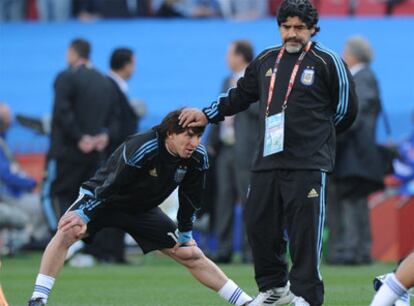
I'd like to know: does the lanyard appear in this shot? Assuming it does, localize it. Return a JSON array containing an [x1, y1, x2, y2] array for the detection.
[[266, 41, 312, 117]]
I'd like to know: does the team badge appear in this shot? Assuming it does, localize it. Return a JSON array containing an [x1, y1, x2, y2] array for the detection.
[[174, 166, 187, 183], [301, 68, 315, 86]]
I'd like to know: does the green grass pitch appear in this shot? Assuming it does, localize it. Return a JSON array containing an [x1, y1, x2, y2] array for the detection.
[[0, 252, 400, 305]]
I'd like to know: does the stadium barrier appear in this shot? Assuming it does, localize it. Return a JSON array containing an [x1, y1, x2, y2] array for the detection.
[[370, 192, 414, 261]]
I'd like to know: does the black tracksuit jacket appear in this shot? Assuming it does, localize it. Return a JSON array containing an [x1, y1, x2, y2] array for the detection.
[[203, 41, 358, 172], [80, 129, 209, 232]]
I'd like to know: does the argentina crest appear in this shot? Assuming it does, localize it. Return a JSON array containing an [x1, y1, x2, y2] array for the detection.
[[301, 67, 315, 86], [174, 166, 187, 183]]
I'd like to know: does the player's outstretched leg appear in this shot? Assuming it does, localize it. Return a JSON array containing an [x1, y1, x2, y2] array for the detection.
[[28, 226, 82, 305], [163, 245, 252, 305]]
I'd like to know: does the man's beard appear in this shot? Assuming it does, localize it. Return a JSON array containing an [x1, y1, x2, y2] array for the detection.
[[285, 40, 304, 53]]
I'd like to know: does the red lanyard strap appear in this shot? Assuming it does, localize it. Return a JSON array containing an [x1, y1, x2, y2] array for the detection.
[[266, 41, 312, 117]]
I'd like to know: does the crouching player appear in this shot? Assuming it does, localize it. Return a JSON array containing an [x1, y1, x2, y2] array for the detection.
[[28, 109, 251, 306]]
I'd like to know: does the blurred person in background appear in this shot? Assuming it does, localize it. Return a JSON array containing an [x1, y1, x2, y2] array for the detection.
[[78, 47, 144, 264], [385, 0, 407, 15], [36, 0, 71, 21], [0, 0, 25, 21], [326, 36, 383, 265], [107, 47, 143, 149], [207, 40, 258, 264], [217, 0, 268, 20], [153, 0, 221, 18], [73, 0, 151, 20], [0, 102, 48, 254], [391, 111, 414, 195], [41, 38, 120, 266]]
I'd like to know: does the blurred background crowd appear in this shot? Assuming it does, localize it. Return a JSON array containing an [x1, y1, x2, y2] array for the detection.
[[0, 0, 414, 269], [0, 0, 413, 22]]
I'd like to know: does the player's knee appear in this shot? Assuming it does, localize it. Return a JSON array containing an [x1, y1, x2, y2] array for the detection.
[[175, 246, 205, 268], [55, 227, 81, 248]]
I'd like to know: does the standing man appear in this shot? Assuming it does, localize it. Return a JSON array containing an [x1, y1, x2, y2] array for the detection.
[[42, 38, 119, 234], [75, 47, 140, 264], [108, 47, 140, 145], [82, 47, 142, 264], [179, 0, 357, 305], [207, 40, 258, 264], [326, 36, 383, 265], [28, 109, 252, 306]]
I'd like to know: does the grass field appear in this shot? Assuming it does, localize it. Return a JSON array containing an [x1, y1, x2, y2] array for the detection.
[[0, 251, 399, 306]]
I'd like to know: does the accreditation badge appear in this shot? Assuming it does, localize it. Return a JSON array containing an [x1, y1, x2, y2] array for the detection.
[[263, 112, 285, 157]]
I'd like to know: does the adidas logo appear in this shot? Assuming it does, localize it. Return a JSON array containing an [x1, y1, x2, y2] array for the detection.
[[149, 168, 158, 177], [265, 68, 273, 77], [307, 188, 319, 198]]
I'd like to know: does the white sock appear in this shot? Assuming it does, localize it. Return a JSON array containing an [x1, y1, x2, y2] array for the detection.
[[370, 274, 407, 306], [31, 274, 55, 302], [218, 279, 251, 306]]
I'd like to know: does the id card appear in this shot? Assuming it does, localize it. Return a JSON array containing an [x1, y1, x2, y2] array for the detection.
[[263, 112, 285, 157]]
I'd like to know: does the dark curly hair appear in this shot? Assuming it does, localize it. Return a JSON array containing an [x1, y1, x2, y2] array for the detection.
[[154, 108, 205, 139], [277, 0, 320, 36]]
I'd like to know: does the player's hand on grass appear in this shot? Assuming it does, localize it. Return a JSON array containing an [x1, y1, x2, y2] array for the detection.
[[58, 211, 87, 237], [179, 108, 208, 127]]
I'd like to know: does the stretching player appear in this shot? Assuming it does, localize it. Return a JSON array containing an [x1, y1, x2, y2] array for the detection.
[[28, 109, 251, 306]]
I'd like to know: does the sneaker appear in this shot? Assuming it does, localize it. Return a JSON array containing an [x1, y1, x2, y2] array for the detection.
[[291, 296, 310, 306], [28, 297, 46, 306], [373, 273, 388, 291], [65, 240, 85, 261], [248, 283, 294, 306], [68, 253, 95, 268], [373, 273, 410, 306]]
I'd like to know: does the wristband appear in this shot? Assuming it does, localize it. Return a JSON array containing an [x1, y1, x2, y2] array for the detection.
[[177, 230, 193, 244], [73, 209, 90, 224]]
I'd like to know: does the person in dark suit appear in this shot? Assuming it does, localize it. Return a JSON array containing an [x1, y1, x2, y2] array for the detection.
[[43, 38, 119, 230], [42, 38, 120, 267], [107, 48, 140, 147], [81, 48, 141, 264], [326, 36, 384, 265], [207, 40, 259, 263]]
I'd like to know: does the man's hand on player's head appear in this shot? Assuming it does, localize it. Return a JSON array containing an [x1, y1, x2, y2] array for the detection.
[[179, 108, 208, 128]]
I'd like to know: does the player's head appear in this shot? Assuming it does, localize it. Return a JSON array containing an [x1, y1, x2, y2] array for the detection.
[[343, 36, 373, 68], [110, 47, 135, 80], [66, 38, 91, 66], [156, 109, 205, 159], [277, 0, 320, 53]]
